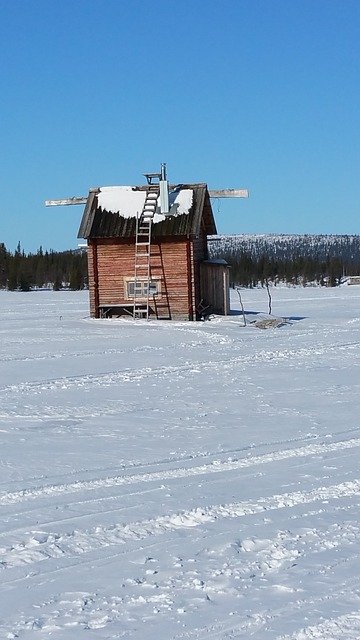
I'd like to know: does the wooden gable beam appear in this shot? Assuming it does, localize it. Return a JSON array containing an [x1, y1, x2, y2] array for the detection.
[[45, 189, 249, 207], [209, 189, 249, 198], [45, 197, 88, 206]]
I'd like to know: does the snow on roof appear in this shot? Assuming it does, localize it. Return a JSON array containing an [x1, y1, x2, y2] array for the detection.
[[97, 187, 145, 218], [97, 186, 193, 223]]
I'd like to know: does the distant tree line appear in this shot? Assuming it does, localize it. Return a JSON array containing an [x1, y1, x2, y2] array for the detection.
[[209, 234, 360, 287], [1, 235, 359, 292], [0, 242, 87, 291]]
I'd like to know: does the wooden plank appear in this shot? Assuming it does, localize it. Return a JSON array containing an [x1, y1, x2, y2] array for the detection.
[[208, 189, 249, 198], [46, 189, 248, 207], [45, 197, 87, 207]]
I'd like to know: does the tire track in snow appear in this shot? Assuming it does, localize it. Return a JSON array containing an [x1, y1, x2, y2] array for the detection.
[[1, 341, 358, 395], [1, 437, 360, 507], [1, 478, 359, 570]]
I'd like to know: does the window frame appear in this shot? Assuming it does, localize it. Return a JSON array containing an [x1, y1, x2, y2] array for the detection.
[[124, 276, 161, 301]]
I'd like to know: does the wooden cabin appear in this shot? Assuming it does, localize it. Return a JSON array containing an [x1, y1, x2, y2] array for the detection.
[[78, 182, 230, 321]]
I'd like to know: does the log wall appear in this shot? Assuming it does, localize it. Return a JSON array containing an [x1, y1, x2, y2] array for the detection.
[[87, 238, 197, 320]]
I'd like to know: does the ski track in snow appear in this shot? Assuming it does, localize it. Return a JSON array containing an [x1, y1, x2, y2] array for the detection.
[[1, 478, 359, 570], [2, 482, 360, 638], [0, 335, 225, 364], [1, 436, 360, 507], [1, 341, 359, 396]]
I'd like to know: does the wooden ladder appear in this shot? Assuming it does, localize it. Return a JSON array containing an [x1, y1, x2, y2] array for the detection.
[[133, 185, 159, 319]]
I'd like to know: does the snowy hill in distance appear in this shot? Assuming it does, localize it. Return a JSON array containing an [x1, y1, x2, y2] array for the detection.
[[209, 234, 360, 263]]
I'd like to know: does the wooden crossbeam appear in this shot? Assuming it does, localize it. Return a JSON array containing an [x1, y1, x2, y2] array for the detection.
[[45, 189, 249, 207], [45, 197, 88, 206], [209, 189, 249, 198]]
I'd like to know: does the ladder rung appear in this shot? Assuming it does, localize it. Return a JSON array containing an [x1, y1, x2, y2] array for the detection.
[[133, 188, 156, 320]]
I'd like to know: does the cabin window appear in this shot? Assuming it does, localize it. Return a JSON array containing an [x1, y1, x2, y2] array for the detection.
[[124, 277, 161, 300]]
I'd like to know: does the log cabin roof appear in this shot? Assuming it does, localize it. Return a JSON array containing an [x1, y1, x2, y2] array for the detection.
[[78, 183, 217, 239]]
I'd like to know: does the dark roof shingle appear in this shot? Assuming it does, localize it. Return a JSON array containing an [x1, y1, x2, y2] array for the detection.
[[78, 183, 217, 239]]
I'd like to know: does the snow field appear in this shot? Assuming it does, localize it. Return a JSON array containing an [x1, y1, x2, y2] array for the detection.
[[0, 286, 359, 639]]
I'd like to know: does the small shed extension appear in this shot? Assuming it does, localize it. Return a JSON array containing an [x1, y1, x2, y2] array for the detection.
[[78, 183, 230, 321]]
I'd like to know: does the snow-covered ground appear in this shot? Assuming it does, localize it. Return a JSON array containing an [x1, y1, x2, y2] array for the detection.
[[0, 286, 359, 639]]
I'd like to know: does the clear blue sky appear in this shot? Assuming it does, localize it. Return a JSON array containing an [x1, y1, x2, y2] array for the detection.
[[1, 0, 359, 252]]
